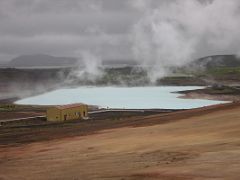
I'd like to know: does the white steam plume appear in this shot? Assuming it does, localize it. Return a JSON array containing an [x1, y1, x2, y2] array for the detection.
[[131, 0, 240, 81], [72, 51, 103, 82]]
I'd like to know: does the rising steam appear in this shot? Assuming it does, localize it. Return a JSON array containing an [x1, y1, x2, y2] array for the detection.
[[66, 51, 103, 84], [75, 51, 103, 80], [132, 0, 240, 81]]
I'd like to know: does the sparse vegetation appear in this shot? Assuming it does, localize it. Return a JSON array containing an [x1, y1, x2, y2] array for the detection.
[[207, 67, 240, 76]]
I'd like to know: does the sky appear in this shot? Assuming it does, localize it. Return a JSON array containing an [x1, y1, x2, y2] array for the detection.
[[0, 0, 240, 66]]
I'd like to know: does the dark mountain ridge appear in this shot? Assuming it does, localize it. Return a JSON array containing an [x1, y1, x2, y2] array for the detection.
[[187, 54, 240, 69], [8, 54, 78, 67], [6, 54, 138, 68]]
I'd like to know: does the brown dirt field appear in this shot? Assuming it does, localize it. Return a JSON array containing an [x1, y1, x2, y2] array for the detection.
[[0, 102, 240, 179], [0, 111, 44, 120]]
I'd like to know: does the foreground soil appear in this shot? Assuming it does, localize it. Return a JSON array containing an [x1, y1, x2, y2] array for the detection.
[[1, 102, 240, 179]]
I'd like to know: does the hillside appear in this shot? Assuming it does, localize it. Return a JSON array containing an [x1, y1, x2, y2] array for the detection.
[[194, 54, 240, 68], [8, 54, 78, 67], [0, 102, 240, 179], [167, 54, 240, 86], [5, 54, 240, 69], [6, 54, 138, 68], [182, 54, 240, 71], [1, 54, 240, 101]]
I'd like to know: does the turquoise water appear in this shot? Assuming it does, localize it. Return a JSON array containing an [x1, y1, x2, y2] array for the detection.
[[15, 86, 227, 109]]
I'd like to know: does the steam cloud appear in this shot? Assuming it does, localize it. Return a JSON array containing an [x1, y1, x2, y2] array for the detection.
[[1, 0, 240, 84], [68, 51, 103, 83], [131, 0, 240, 81], [76, 51, 103, 80]]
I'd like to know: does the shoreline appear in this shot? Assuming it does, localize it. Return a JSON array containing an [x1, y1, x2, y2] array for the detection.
[[179, 92, 240, 102], [177, 86, 240, 102], [2, 85, 239, 105]]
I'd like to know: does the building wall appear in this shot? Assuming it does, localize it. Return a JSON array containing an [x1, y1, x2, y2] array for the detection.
[[47, 108, 61, 122], [47, 105, 88, 122], [61, 105, 88, 121]]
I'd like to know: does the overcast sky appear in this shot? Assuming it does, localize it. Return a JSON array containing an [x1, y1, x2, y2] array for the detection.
[[0, 0, 240, 63]]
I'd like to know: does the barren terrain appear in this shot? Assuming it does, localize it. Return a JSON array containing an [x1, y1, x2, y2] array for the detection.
[[0, 102, 240, 179]]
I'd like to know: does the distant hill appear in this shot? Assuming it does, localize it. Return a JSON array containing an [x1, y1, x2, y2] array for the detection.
[[187, 55, 240, 69], [102, 59, 138, 67], [8, 54, 78, 68], [7, 54, 138, 68], [6, 54, 240, 71]]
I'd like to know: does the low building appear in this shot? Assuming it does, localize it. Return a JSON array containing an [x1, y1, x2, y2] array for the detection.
[[47, 103, 88, 122]]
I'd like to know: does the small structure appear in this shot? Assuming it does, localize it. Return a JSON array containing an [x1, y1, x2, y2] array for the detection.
[[47, 103, 88, 122]]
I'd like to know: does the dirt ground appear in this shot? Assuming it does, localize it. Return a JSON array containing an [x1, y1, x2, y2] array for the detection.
[[0, 111, 44, 120], [0, 102, 240, 179]]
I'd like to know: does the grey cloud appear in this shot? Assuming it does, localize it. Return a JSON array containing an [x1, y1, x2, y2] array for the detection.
[[0, 0, 138, 61], [0, 0, 240, 74], [0, 33, 129, 57], [0, 12, 136, 36]]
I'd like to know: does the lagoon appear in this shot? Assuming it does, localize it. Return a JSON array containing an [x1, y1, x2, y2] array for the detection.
[[15, 86, 227, 109]]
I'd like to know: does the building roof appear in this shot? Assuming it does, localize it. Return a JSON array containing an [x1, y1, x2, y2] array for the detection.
[[55, 103, 86, 110]]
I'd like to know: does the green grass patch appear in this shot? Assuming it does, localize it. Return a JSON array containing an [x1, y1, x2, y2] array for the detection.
[[207, 67, 240, 76]]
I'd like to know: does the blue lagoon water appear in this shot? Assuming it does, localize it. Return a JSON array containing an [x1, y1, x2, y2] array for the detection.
[[15, 86, 227, 109]]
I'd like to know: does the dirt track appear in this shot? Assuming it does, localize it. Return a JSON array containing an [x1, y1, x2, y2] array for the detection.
[[1, 102, 240, 179]]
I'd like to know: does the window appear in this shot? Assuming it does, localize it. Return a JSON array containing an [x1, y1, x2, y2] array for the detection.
[[75, 112, 80, 116]]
